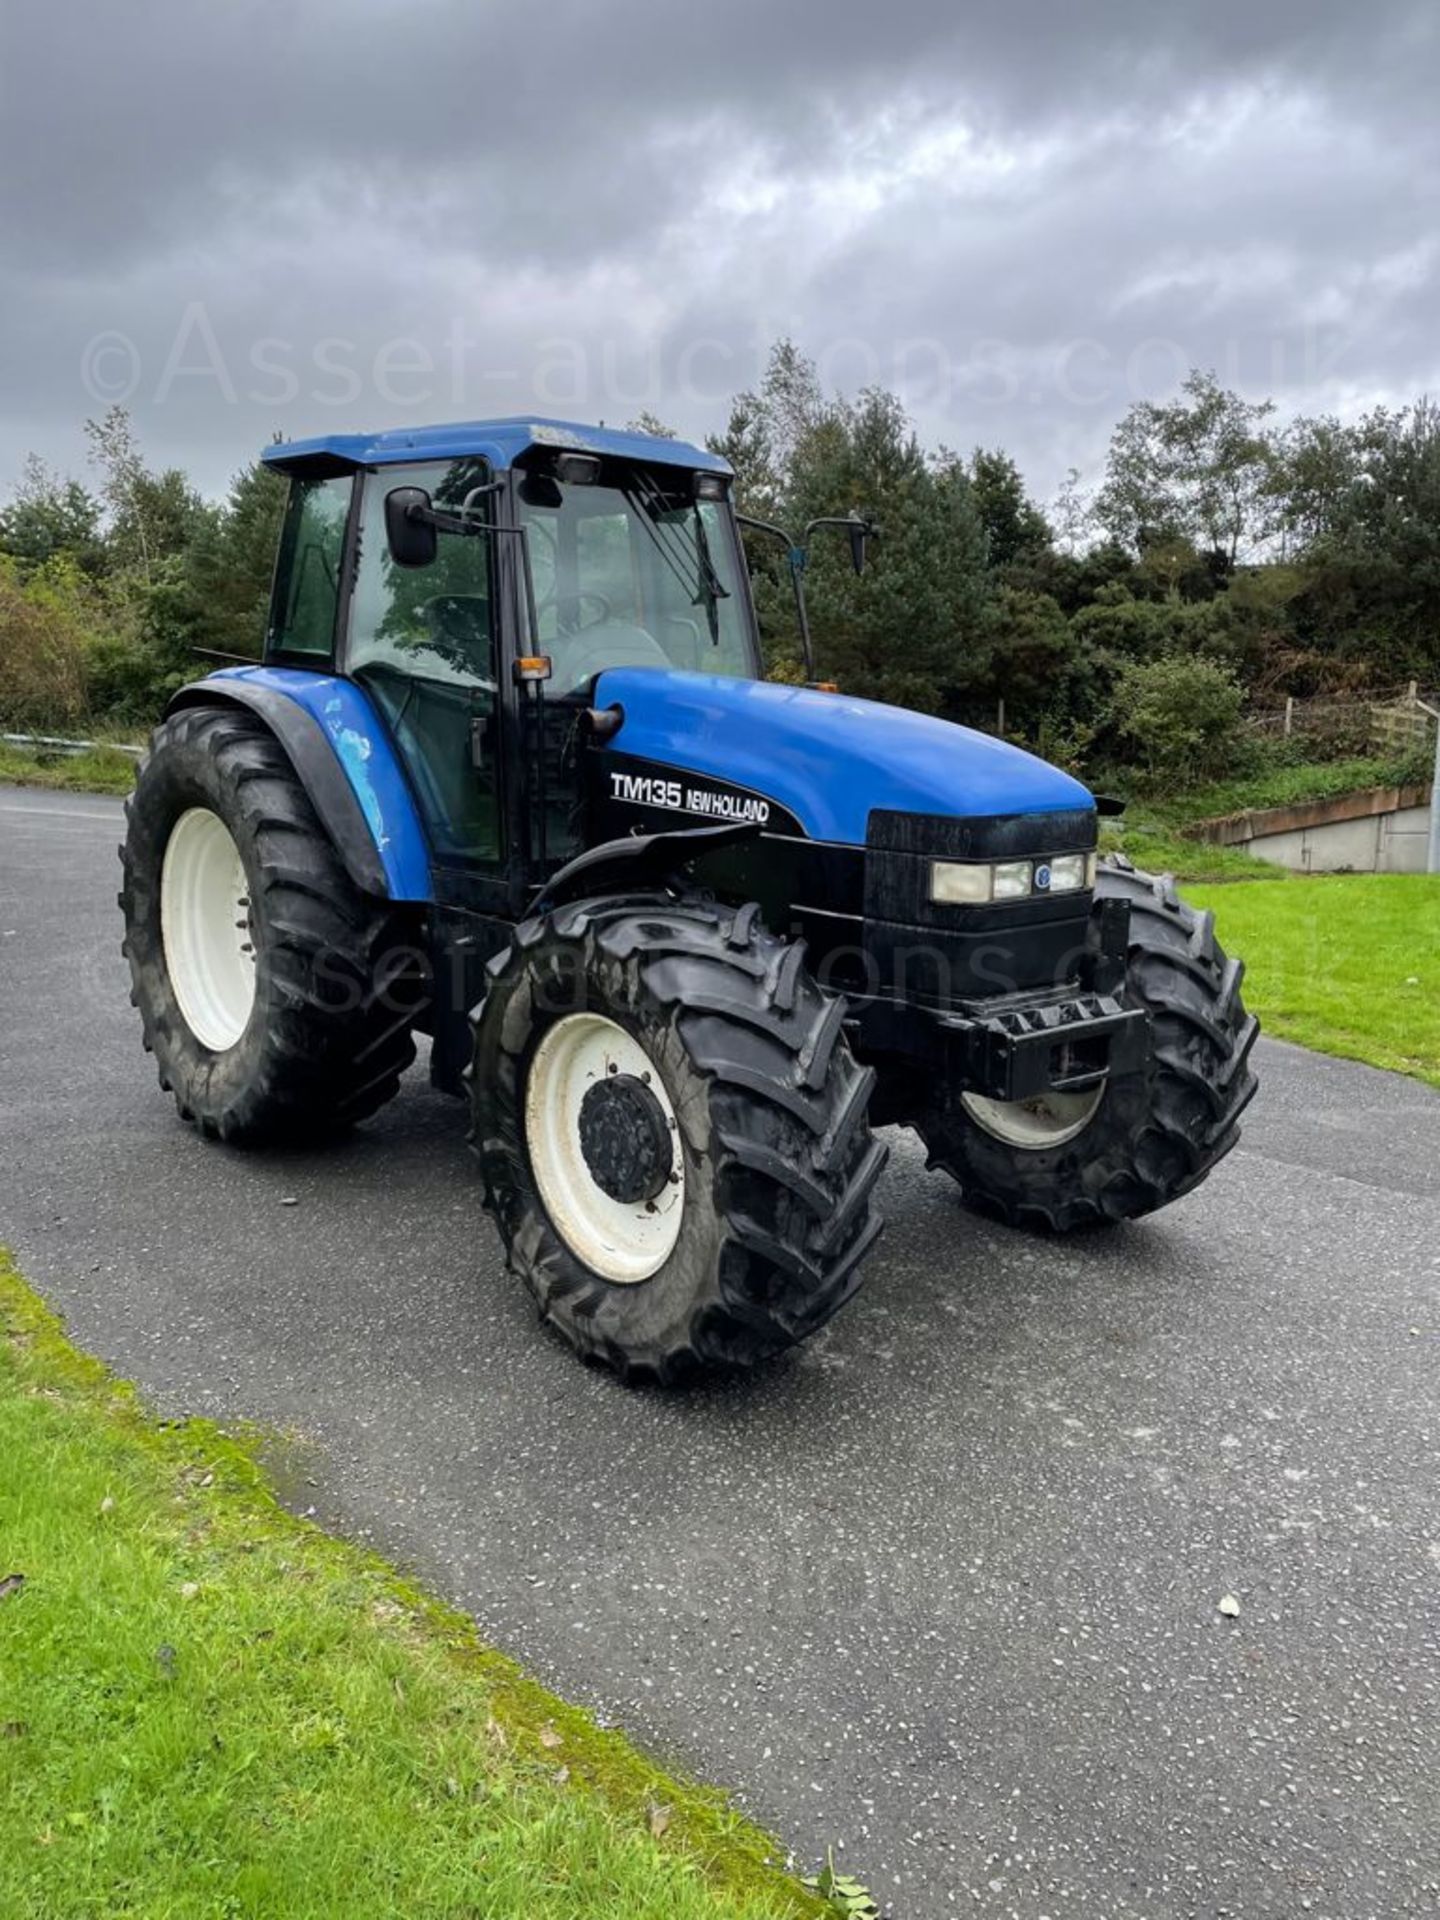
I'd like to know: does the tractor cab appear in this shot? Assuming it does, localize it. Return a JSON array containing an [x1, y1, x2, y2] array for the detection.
[[260, 421, 763, 912]]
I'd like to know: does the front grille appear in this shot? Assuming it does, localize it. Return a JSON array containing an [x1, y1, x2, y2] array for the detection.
[[862, 807, 1098, 1004], [865, 806, 1097, 928]]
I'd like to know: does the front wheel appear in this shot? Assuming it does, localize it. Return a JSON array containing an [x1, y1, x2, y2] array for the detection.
[[469, 896, 886, 1381], [916, 863, 1259, 1231]]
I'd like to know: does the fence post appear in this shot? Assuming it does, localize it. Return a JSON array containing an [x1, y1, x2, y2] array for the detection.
[[996, 697, 1005, 738], [1283, 696, 1294, 738]]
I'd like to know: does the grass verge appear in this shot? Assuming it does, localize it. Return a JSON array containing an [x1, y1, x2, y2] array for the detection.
[[1188, 874, 1440, 1090], [0, 1250, 825, 1920], [1101, 753, 1432, 884], [1155, 753, 1430, 826], [1101, 818, 1277, 883], [0, 740, 139, 796]]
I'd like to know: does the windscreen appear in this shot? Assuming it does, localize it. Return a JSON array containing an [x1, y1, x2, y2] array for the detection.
[[515, 465, 753, 692]]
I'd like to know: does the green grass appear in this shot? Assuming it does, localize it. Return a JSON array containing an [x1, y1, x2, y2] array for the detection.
[[1100, 818, 1278, 883], [0, 739, 139, 795], [1152, 753, 1430, 828], [0, 1251, 825, 1920], [1188, 874, 1440, 1089]]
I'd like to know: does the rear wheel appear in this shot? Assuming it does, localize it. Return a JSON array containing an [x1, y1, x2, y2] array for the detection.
[[469, 895, 886, 1381], [916, 862, 1259, 1230], [120, 705, 426, 1144]]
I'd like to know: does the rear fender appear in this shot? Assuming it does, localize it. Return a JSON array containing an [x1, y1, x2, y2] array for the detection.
[[165, 667, 432, 901]]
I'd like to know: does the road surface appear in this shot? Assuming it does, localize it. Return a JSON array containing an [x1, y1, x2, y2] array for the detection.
[[2, 785, 1437, 1917]]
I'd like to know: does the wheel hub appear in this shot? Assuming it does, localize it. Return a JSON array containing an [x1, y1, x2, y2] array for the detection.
[[578, 1074, 674, 1204], [159, 806, 257, 1053], [523, 1013, 685, 1284], [961, 1083, 1105, 1150]]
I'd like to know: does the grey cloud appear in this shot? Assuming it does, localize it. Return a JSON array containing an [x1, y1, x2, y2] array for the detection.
[[1, 0, 1437, 499]]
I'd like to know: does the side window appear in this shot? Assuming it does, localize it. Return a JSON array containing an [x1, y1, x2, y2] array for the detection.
[[350, 459, 494, 685], [267, 475, 352, 657], [348, 460, 500, 867]]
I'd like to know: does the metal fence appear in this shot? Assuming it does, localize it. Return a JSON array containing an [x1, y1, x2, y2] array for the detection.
[[2, 731, 144, 759]]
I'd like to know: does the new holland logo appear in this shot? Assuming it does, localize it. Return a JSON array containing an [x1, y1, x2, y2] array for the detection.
[[609, 770, 771, 827]]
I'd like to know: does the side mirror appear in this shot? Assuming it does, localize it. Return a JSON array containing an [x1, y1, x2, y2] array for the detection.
[[385, 487, 438, 569], [847, 511, 872, 576]]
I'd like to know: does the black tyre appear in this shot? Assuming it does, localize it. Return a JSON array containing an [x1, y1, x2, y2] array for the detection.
[[916, 861, 1259, 1230], [119, 705, 425, 1144], [469, 895, 886, 1381]]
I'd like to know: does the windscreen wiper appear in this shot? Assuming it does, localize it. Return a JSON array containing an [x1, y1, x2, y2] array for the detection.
[[622, 475, 709, 608], [628, 469, 729, 644], [690, 503, 729, 645]]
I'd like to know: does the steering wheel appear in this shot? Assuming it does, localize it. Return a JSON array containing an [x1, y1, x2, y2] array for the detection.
[[535, 588, 613, 632]]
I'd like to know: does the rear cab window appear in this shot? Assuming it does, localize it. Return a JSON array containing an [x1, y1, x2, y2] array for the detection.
[[267, 474, 354, 659]]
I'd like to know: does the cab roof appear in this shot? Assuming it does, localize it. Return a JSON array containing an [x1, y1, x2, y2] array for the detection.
[[261, 416, 730, 479]]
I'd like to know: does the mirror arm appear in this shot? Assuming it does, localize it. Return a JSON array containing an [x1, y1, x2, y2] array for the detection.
[[804, 511, 876, 576], [735, 513, 815, 680], [410, 485, 502, 541]]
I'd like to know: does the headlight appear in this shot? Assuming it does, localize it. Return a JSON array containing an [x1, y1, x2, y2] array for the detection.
[[1043, 852, 1095, 894], [991, 860, 1033, 901], [929, 850, 1096, 906], [930, 860, 992, 904]]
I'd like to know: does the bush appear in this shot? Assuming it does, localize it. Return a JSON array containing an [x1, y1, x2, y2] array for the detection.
[[1108, 655, 1246, 792], [0, 555, 96, 730]]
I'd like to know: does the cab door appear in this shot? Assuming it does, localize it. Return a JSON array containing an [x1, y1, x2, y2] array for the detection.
[[345, 459, 506, 904]]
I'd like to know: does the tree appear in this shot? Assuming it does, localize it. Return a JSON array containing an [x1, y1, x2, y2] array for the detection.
[[85, 406, 211, 582], [0, 554, 99, 728], [967, 448, 1052, 571], [753, 338, 827, 485], [624, 411, 677, 440], [980, 587, 1084, 725], [178, 457, 288, 659], [1095, 370, 1277, 572], [1049, 466, 1093, 556], [707, 395, 780, 521], [789, 392, 990, 708], [0, 456, 107, 577], [1282, 400, 1440, 680], [1269, 413, 1357, 553]]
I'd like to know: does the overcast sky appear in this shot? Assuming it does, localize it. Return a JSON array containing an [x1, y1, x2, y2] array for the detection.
[[2, 0, 1437, 507]]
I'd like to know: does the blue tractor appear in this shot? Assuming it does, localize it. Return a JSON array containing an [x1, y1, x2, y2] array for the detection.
[[120, 418, 1259, 1380]]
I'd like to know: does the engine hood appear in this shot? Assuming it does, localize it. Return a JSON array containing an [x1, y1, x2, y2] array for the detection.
[[593, 667, 1092, 846]]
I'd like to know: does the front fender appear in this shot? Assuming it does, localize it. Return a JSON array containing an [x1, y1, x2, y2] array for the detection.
[[166, 667, 432, 901]]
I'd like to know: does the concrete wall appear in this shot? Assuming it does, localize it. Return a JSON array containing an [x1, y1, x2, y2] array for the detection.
[[1245, 802, 1431, 873]]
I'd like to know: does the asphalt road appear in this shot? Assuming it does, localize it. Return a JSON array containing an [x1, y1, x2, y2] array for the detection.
[[3, 783, 1438, 1918]]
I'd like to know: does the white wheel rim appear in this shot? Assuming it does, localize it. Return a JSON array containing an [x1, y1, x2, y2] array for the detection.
[[961, 1084, 1105, 1151], [160, 807, 257, 1052], [524, 1013, 684, 1284]]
